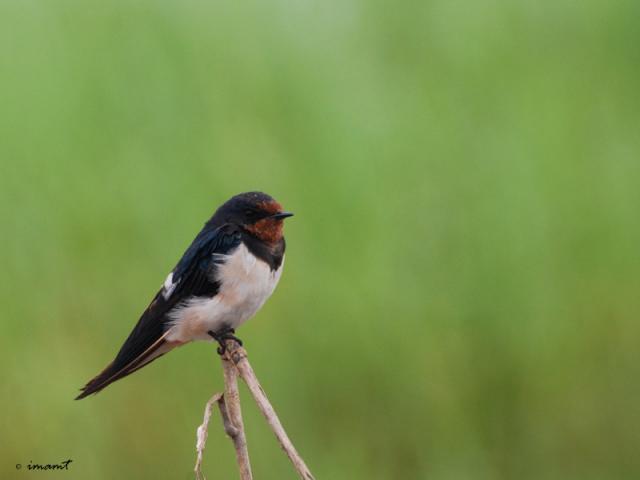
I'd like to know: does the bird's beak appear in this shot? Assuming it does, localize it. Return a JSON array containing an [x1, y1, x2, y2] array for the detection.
[[270, 211, 294, 220]]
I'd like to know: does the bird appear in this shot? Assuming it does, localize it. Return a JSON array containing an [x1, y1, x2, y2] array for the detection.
[[75, 191, 293, 400]]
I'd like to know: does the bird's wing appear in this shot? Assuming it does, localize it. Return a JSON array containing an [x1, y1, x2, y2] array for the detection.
[[75, 224, 242, 399]]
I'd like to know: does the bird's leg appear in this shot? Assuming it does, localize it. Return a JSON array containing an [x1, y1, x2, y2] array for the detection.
[[208, 328, 244, 355]]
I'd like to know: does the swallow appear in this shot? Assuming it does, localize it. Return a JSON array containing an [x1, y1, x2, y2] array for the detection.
[[76, 191, 293, 399]]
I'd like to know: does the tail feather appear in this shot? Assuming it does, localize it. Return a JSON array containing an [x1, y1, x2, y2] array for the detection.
[[75, 334, 173, 400]]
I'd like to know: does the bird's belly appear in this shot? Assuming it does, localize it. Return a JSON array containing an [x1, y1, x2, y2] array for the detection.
[[166, 245, 283, 342]]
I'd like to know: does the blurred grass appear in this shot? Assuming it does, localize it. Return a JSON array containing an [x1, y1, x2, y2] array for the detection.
[[1, 0, 639, 479]]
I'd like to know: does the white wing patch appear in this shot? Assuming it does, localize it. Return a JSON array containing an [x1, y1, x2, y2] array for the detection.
[[162, 271, 177, 300]]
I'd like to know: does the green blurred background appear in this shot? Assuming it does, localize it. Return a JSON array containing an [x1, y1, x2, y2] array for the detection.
[[1, 0, 639, 479]]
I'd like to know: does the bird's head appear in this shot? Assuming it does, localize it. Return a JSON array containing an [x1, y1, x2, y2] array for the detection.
[[216, 191, 293, 243]]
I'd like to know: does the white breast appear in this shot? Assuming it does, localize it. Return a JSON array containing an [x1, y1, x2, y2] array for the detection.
[[165, 244, 284, 343]]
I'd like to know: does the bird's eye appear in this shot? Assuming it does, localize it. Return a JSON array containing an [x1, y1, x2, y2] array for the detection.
[[245, 209, 254, 216]]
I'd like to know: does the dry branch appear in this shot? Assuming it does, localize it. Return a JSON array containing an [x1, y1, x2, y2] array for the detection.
[[195, 392, 221, 480], [221, 351, 253, 479], [195, 340, 314, 480], [194, 357, 252, 480], [223, 340, 315, 480]]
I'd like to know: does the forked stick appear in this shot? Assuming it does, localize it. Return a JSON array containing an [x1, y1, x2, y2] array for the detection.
[[221, 351, 252, 479], [223, 340, 315, 480], [195, 356, 252, 480], [195, 341, 314, 480]]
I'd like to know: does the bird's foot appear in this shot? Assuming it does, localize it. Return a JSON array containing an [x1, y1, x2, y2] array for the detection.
[[208, 328, 243, 355]]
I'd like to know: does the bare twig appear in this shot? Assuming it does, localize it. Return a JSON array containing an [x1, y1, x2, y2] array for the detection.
[[223, 340, 315, 480], [195, 392, 222, 480], [194, 358, 252, 480], [221, 353, 253, 479], [195, 341, 314, 480], [215, 393, 239, 437]]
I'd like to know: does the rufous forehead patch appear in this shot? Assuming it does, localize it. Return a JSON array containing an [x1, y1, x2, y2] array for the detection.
[[257, 200, 283, 215]]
